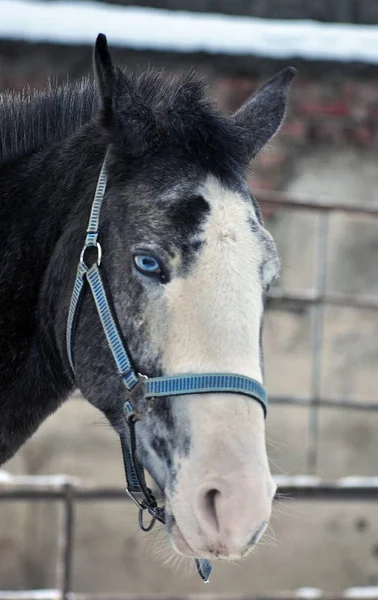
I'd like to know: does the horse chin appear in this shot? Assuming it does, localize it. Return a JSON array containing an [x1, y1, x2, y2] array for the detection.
[[168, 520, 254, 561], [168, 522, 200, 558]]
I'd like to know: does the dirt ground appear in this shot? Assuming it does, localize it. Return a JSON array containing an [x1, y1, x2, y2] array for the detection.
[[1, 148, 378, 594]]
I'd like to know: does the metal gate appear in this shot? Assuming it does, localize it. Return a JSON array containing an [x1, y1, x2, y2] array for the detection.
[[1, 191, 378, 600]]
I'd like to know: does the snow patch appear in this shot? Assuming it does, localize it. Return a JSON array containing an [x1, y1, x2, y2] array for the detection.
[[0, 0, 378, 64], [0, 591, 60, 600], [296, 588, 324, 599], [344, 588, 378, 599], [0, 470, 13, 482]]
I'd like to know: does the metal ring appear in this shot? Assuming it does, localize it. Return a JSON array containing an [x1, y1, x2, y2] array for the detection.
[[139, 508, 156, 532], [80, 242, 102, 267]]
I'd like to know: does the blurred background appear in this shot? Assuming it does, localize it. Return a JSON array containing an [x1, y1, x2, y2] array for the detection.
[[1, 0, 378, 596]]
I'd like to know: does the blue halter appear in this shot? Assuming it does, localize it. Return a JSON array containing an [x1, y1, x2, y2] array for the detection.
[[66, 153, 268, 583]]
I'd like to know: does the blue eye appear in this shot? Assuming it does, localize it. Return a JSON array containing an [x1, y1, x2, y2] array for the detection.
[[134, 254, 162, 275]]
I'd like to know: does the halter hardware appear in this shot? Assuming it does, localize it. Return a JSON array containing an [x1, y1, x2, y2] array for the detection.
[[123, 374, 154, 421], [80, 241, 102, 267], [66, 151, 268, 584]]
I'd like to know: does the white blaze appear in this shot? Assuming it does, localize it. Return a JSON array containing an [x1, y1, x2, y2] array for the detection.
[[163, 175, 264, 380], [159, 175, 276, 559]]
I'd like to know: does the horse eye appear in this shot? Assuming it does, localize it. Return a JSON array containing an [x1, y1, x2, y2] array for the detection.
[[133, 254, 162, 276]]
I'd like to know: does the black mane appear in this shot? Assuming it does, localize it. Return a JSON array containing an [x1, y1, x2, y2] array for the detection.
[[0, 69, 247, 170], [0, 78, 97, 166]]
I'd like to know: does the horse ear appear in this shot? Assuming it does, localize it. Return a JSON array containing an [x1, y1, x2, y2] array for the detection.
[[233, 67, 296, 159], [93, 33, 115, 116], [93, 33, 157, 153]]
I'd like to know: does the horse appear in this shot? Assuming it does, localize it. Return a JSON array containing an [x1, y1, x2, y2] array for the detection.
[[0, 34, 295, 564]]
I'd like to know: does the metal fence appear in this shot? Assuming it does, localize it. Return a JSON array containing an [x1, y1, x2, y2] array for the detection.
[[1, 191, 378, 600], [259, 191, 378, 473]]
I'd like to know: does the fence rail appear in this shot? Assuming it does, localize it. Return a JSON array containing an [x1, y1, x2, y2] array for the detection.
[[1, 591, 378, 600], [256, 191, 378, 215], [1, 592, 378, 600], [1, 474, 378, 501]]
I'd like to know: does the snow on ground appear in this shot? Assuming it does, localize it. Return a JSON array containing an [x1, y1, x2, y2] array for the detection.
[[0, 0, 378, 64]]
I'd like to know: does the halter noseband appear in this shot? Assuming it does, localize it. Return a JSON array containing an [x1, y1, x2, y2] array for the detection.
[[66, 153, 268, 583]]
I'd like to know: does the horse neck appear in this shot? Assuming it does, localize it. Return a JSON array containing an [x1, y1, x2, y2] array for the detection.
[[0, 130, 105, 464]]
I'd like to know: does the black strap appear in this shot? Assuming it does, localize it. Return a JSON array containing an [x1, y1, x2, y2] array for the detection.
[[120, 422, 212, 582]]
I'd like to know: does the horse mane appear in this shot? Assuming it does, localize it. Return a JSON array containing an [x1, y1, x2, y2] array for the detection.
[[0, 68, 246, 169], [0, 78, 97, 166]]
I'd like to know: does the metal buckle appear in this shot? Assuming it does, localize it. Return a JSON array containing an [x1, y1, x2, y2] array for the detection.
[[80, 242, 102, 267], [124, 374, 155, 422], [139, 507, 157, 532], [125, 486, 159, 513], [125, 373, 148, 401], [125, 487, 147, 510], [125, 489, 158, 531]]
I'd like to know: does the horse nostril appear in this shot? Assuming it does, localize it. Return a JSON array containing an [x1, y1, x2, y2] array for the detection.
[[201, 488, 221, 534], [191, 475, 273, 557]]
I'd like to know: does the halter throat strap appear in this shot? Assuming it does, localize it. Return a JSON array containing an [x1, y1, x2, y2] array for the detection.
[[66, 152, 268, 584]]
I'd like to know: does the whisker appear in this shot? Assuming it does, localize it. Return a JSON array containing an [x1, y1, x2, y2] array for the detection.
[[269, 457, 289, 475], [272, 500, 307, 518], [275, 491, 295, 499], [266, 432, 288, 450]]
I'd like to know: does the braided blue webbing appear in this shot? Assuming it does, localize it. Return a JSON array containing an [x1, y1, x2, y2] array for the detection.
[[66, 262, 88, 372], [145, 373, 267, 416], [66, 153, 108, 373], [86, 264, 139, 390], [85, 158, 108, 246]]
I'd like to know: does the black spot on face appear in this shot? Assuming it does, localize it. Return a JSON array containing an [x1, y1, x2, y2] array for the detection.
[[165, 511, 176, 534], [153, 397, 174, 430], [151, 435, 171, 468], [170, 196, 210, 235], [180, 434, 190, 458], [169, 196, 210, 273]]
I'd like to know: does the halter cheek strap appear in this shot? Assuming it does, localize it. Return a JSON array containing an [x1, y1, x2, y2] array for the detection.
[[66, 152, 268, 583]]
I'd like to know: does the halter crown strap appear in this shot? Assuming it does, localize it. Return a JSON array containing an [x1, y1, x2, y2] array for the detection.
[[66, 152, 269, 584]]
